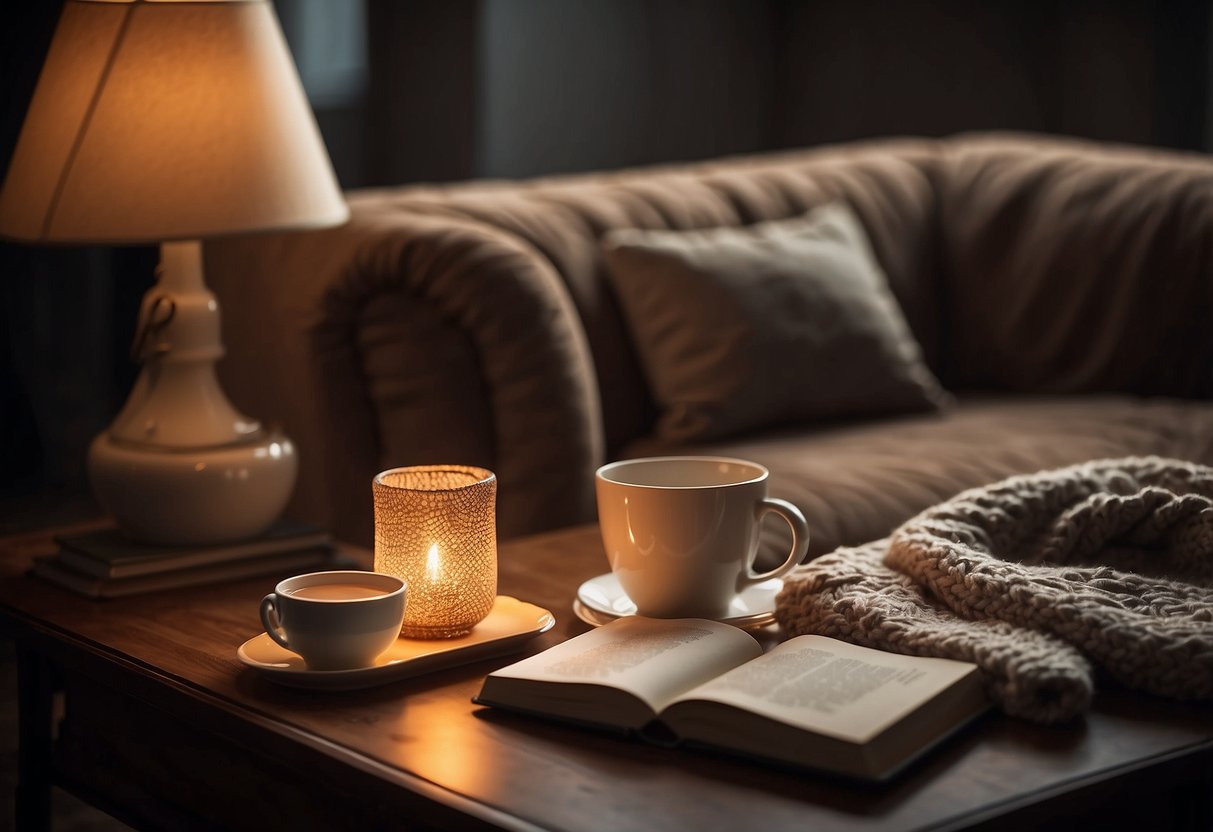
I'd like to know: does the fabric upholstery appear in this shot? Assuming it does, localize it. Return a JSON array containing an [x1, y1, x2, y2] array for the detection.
[[206, 213, 602, 546], [602, 202, 949, 442], [626, 395, 1213, 563], [205, 132, 1213, 551], [349, 138, 943, 456], [936, 134, 1213, 396]]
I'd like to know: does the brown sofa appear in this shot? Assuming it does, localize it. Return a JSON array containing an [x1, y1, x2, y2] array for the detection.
[[205, 133, 1213, 559]]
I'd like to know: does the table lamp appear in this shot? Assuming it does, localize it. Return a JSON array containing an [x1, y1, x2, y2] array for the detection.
[[0, 0, 349, 545]]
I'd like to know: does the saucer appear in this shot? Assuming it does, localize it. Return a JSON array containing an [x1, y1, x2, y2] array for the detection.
[[238, 595, 555, 690], [574, 573, 780, 631]]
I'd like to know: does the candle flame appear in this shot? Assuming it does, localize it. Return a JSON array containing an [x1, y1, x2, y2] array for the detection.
[[426, 542, 442, 582]]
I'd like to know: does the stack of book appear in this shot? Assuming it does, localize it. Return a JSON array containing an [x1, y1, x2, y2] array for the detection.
[[31, 519, 341, 599]]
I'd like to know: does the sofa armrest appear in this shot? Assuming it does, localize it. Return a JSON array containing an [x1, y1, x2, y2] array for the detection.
[[205, 206, 603, 546]]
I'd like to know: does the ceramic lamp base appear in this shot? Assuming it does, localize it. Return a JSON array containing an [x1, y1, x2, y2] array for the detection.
[[88, 429, 297, 546]]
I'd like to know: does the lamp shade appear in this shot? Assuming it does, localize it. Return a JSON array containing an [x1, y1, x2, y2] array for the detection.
[[0, 0, 348, 243]]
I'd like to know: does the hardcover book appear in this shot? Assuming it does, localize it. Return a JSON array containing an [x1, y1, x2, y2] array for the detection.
[[474, 616, 987, 780], [54, 519, 332, 579], [31, 546, 343, 599]]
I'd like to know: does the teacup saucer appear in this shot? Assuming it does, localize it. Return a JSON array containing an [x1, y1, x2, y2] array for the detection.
[[238, 595, 555, 690], [574, 573, 781, 631]]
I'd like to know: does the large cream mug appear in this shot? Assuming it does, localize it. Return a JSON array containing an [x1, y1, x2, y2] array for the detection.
[[595, 456, 809, 618]]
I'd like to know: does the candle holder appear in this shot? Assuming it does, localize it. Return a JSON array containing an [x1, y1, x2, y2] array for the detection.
[[373, 465, 497, 638]]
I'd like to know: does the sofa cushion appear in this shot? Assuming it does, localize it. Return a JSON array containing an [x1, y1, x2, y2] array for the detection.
[[625, 395, 1213, 563], [602, 203, 950, 442]]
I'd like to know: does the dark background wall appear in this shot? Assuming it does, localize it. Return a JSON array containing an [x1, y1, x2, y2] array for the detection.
[[2, 0, 1211, 530], [362, 0, 1212, 185], [475, 1, 779, 177]]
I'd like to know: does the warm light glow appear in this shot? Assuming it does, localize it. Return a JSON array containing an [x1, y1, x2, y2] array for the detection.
[[426, 542, 442, 582], [372, 465, 497, 639], [386, 707, 495, 796], [0, 0, 348, 243], [0, 0, 337, 547]]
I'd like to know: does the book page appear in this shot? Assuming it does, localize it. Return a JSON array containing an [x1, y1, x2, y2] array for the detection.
[[488, 616, 762, 712], [672, 635, 979, 743]]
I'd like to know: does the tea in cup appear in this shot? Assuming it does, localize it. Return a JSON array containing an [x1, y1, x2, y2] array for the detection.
[[595, 456, 809, 618], [259, 570, 407, 670]]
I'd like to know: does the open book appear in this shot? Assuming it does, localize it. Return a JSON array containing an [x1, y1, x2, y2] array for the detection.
[[474, 616, 987, 780]]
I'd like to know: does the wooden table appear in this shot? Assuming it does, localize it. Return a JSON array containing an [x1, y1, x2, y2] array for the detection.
[[1, 523, 1211, 831]]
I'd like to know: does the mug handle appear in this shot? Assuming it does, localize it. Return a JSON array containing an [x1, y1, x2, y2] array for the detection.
[[743, 498, 810, 586], [259, 594, 291, 650]]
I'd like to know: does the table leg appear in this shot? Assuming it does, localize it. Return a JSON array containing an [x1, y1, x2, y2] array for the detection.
[[15, 645, 56, 832]]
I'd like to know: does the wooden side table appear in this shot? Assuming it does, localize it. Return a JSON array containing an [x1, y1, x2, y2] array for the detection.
[[1, 523, 1211, 831]]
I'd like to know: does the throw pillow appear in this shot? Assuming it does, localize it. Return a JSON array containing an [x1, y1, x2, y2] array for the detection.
[[602, 202, 949, 442]]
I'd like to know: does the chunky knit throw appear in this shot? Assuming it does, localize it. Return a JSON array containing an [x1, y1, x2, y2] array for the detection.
[[775, 457, 1213, 723]]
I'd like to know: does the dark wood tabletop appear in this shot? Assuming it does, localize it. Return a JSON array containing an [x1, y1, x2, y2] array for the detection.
[[1, 522, 1210, 831]]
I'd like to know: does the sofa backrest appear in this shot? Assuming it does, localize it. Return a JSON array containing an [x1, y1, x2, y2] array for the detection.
[[354, 138, 943, 456], [935, 133, 1213, 398], [207, 132, 1212, 546]]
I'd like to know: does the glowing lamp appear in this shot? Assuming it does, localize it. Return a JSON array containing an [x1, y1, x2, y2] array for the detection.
[[0, 0, 348, 544]]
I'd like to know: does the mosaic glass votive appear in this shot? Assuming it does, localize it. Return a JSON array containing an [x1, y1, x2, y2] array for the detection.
[[373, 465, 497, 638]]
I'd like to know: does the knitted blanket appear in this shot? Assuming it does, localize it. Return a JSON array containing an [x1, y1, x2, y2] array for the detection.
[[775, 457, 1213, 723]]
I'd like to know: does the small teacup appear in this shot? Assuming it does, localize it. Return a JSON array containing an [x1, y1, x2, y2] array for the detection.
[[596, 456, 809, 619], [259, 571, 407, 670]]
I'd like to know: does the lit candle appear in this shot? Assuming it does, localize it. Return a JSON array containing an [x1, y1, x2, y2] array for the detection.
[[421, 542, 462, 607], [372, 466, 497, 638], [426, 542, 441, 581]]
